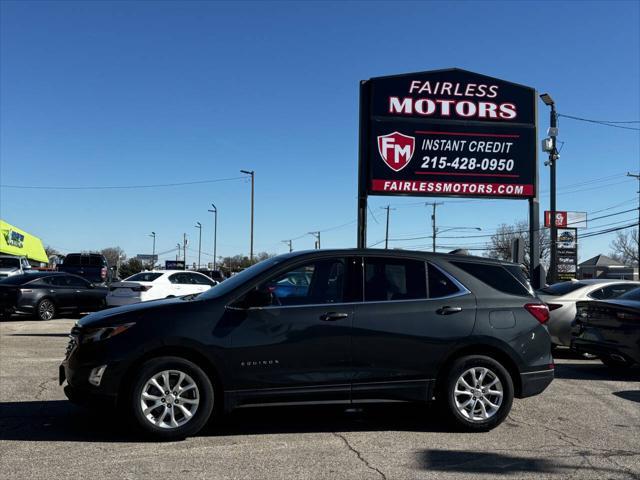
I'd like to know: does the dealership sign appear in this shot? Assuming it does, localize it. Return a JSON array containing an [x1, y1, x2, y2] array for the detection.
[[544, 211, 587, 229], [360, 68, 537, 199]]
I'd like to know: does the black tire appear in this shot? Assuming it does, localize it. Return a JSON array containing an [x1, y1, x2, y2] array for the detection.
[[600, 355, 634, 369], [129, 356, 214, 440], [442, 355, 514, 432], [36, 298, 56, 321]]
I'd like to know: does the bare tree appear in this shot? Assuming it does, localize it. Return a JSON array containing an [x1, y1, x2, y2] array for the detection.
[[485, 220, 550, 272], [609, 229, 639, 266], [100, 247, 127, 268]]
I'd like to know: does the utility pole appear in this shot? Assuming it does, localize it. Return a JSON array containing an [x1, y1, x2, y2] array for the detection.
[[195, 222, 202, 270], [282, 240, 293, 253], [149, 232, 156, 269], [183, 233, 188, 269], [240, 170, 255, 262], [425, 202, 443, 252], [176, 243, 181, 262], [628, 172, 640, 269], [208, 204, 218, 270], [309, 231, 321, 249], [381, 205, 395, 249], [541, 93, 559, 284]]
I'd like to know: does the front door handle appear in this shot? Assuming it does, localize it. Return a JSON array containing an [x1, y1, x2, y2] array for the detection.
[[437, 306, 462, 315], [320, 312, 349, 322]]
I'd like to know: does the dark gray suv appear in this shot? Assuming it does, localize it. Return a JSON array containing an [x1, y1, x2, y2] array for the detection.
[[61, 249, 553, 439]]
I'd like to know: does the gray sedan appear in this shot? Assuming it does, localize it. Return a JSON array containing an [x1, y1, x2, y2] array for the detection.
[[537, 279, 639, 347]]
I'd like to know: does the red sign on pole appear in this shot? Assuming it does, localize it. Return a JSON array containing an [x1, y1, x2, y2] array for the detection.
[[544, 211, 567, 227]]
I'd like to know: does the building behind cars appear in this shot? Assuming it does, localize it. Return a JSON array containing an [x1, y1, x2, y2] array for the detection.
[[0, 220, 49, 271], [578, 254, 637, 280]]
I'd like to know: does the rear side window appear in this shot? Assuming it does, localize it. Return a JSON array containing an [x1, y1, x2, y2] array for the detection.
[[127, 272, 163, 282], [620, 287, 640, 301], [538, 281, 587, 296], [593, 284, 640, 300], [364, 258, 426, 302], [452, 261, 532, 297], [428, 263, 462, 298]]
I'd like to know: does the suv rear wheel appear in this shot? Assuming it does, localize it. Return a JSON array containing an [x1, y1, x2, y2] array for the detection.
[[129, 356, 214, 439], [443, 355, 514, 431]]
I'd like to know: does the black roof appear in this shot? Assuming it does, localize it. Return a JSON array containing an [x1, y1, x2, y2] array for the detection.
[[275, 249, 518, 266], [578, 254, 625, 267]]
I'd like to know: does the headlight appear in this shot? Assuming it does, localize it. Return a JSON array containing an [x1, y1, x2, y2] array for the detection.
[[81, 323, 135, 343]]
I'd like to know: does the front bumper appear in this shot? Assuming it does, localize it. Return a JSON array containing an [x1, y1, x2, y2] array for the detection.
[[518, 368, 554, 398]]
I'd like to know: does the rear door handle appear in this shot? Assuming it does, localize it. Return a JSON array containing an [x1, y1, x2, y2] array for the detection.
[[320, 312, 349, 322], [437, 306, 462, 315]]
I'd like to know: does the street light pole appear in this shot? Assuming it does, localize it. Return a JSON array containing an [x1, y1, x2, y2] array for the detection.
[[240, 170, 255, 263], [208, 204, 218, 270], [183, 233, 188, 269], [627, 172, 640, 268], [195, 222, 202, 270], [176, 243, 181, 262], [149, 232, 156, 269], [541, 93, 559, 284]]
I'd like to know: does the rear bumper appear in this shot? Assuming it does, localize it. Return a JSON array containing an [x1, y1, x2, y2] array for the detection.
[[518, 368, 554, 398], [571, 323, 640, 364], [106, 296, 141, 307]]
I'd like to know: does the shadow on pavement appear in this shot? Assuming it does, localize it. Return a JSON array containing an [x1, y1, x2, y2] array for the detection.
[[418, 449, 631, 476], [0, 400, 454, 443], [554, 362, 640, 382], [612, 390, 640, 403]]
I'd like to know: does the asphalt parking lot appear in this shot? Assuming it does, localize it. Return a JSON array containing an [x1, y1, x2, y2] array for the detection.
[[0, 318, 638, 480]]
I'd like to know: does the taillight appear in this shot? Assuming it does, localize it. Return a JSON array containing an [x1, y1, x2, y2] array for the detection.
[[133, 285, 153, 292], [525, 303, 550, 324], [616, 311, 640, 321], [101, 267, 107, 280], [546, 303, 563, 312]]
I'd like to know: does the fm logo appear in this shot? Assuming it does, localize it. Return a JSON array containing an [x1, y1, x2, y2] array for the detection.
[[377, 132, 415, 172]]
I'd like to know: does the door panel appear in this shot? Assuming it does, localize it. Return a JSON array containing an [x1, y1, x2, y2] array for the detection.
[[227, 256, 355, 404], [352, 259, 477, 398]]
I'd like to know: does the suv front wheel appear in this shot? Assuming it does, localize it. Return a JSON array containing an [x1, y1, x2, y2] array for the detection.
[[443, 355, 514, 431], [129, 356, 214, 440]]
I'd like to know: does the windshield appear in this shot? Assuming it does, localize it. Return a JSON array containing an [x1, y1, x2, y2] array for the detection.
[[0, 258, 20, 269], [198, 256, 287, 300], [619, 287, 640, 301], [538, 281, 587, 296]]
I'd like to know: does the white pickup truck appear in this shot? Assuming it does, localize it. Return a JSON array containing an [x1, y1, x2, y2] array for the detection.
[[0, 255, 31, 279]]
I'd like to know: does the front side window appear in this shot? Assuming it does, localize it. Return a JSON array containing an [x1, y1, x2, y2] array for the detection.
[[364, 257, 426, 302], [66, 276, 89, 287], [242, 258, 346, 307]]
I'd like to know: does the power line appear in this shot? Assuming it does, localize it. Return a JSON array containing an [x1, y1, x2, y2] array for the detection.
[[558, 113, 640, 131], [0, 176, 246, 190]]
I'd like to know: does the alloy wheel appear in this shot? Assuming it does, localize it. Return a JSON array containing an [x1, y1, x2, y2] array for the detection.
[[38, 300, 54, 320], [453, 367, 503, 422], [140, 370, 200, 429]]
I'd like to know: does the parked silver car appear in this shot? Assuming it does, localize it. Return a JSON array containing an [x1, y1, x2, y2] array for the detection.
[[537, 279, 639, 347]]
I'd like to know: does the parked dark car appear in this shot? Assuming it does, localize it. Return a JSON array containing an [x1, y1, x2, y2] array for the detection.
[[197, 269, 226, 283], [0, 272, 108, 320], [58, 253, 110, 285], [60, 249, 553, 439], [571, 287, 640, 368]]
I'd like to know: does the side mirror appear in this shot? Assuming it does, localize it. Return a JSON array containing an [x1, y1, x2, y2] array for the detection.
[[233, 286, 273, 309]]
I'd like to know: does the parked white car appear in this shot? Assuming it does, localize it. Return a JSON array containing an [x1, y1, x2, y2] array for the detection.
[[537, 279, 639, 347], [106, 270, 217, 306]]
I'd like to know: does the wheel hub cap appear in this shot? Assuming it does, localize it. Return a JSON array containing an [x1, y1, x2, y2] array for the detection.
[[140, 370, 200, 429], [453, 367, 503, 422]]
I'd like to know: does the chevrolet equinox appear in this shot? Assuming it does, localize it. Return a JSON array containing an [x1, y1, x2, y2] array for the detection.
[[60, 250, 554, 439]]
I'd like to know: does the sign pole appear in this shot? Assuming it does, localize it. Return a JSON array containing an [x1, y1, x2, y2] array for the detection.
[[357, 80, 371, 249]]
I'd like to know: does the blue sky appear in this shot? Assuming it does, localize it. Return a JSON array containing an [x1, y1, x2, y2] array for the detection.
[[1, 0, 638, 265]]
